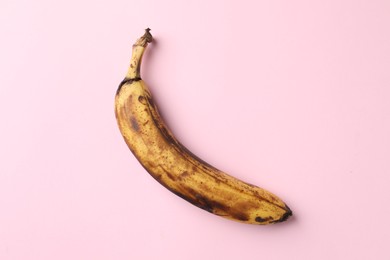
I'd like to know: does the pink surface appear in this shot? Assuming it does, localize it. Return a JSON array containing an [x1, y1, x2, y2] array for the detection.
[[1, 0, 390, 259]]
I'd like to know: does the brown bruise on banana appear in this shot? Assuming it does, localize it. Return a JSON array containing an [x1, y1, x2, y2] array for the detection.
[[115, 80, 292, 225], [114, 29, 292, 225]]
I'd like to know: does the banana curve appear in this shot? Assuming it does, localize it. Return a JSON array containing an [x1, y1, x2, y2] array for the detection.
[[115, 29, 293, 225]]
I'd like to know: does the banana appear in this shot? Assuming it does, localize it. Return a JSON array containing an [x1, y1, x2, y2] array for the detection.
[[115, 29, 292, 225]]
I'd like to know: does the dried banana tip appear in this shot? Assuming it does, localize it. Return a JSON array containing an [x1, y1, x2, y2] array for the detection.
[[134, 28, 153, 47]]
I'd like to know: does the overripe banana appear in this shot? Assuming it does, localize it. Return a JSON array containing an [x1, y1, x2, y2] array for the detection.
[[115, 29, 292, 225]]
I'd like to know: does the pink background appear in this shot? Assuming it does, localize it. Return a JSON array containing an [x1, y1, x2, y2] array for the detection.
[[1, 0, 390, 259]]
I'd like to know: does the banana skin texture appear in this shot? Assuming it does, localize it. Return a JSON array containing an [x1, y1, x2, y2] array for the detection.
[[115, 29, 292, 225]]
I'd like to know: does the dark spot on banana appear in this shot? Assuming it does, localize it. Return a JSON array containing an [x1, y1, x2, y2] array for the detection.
[[194, 194, 217, 213], [136, 64, 141, 75], [116, 77, 141, 95], [148, 108, 178, 145], [138, 95, 147, 104], [147, 96, 154, 106], [157, 165, 176, 181], [130, 117, 139, 131], [231, 211, 249, 221], [255, 216, 272, 223], [166, 172, 176, 181], [178, 171, 189, 180], [192, 192, 230, 214]]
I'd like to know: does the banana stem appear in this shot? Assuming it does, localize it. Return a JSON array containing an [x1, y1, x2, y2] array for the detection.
[[126, 28, 153, 79]]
